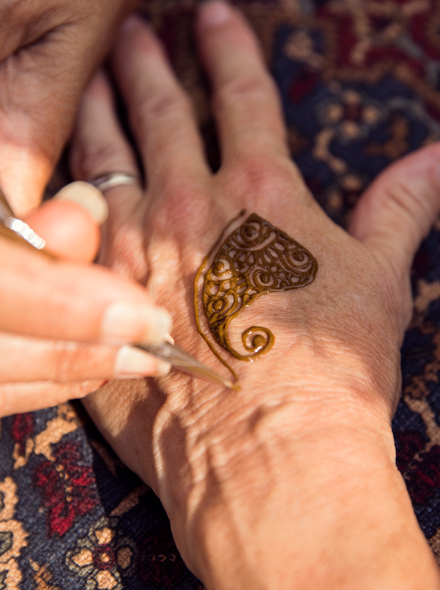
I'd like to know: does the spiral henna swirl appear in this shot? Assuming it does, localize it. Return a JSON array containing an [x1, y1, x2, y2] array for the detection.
[[195, 213, 318, 369]]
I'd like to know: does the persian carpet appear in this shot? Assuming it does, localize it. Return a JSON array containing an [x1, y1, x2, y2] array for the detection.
[[3, 0, 440, 587]]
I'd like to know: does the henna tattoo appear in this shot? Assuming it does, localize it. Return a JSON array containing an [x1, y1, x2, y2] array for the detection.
[[195, 212, 318, 375]]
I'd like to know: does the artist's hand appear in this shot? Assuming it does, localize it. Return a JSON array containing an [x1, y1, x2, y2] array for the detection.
[[0, 0, 136, 216], [0, 0, 175, 418], [72, 4, 440, 589], [0, 190, 172, 418]]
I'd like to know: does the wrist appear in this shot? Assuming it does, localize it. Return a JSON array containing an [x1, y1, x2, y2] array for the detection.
[[175, 425, 439, 590], [84, 369, 438, 590], [146, 369, 433, 589]]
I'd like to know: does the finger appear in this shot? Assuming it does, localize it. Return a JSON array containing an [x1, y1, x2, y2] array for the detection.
[[70, 71, 147, 275], [0, 1, 137, 217], [0, 333, 169, 384], [196, 1, 288, 166], [23, 182, 108, 263], [0, 236, 171, 345], [0, 380, 104, 418], [111, 15, 210, 184], [70, 70, 141, 209], [349, 143, 440, 276]]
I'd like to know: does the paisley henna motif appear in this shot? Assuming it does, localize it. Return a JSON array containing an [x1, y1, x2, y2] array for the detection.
[[195, 213, 318, 370]]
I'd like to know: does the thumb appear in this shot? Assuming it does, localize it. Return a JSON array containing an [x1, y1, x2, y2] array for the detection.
[[349, 143, 440, 276], [24, 182, 109, 263]]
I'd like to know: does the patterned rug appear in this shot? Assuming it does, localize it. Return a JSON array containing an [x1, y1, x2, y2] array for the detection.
[[3, 0, 440, 587]]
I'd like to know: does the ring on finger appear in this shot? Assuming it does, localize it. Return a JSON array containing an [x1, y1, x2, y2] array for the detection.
[[89, 173, 141, 192]]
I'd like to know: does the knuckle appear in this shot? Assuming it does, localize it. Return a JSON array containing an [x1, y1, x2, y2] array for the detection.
[[214, 75, 276, 112], [377, 146, 440, 242], [227, 154, 302, 201], [101, 228, 148, 284], [52, 343, 95, 383], [379, 181, 432, 243], [52, 345, 79, 382], [153, 182, 209, 235], [134, 89, 191, 126], [73, 142, 127, 181]]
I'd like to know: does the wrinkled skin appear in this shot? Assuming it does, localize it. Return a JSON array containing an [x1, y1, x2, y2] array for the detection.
[[0, 0, 175, 417], [0, 0, 137, 215], [72, 4, 440, 589]]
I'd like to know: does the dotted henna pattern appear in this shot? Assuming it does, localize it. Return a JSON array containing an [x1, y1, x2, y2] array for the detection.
[[194, 212, 318, 376]]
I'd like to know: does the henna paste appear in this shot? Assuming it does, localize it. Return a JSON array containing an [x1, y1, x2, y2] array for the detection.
[[195, 212, 318, 376]]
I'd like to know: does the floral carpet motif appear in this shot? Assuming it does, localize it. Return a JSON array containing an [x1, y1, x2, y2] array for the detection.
[[3, 0, 440, 587]]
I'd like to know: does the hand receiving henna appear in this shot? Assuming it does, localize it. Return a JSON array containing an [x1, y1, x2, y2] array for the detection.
[[71, 3, 440, 589]]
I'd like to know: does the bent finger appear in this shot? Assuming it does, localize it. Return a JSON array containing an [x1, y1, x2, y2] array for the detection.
[[349, 143, 440, 276], [0, 332, 169, 384], [196, 1, 288, 166]]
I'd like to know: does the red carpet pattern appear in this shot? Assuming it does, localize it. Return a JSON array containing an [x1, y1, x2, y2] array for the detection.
[[3, 0, 440, 587]]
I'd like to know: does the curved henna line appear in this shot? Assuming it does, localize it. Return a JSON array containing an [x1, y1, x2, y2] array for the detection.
[[195, 213, 318, 367], [223, 323, 275, 361], [194, 211, 247, 383]]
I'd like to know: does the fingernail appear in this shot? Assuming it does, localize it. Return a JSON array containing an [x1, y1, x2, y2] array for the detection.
[[114, 345, 171, 378], [198, 1, 231, 26], [101, 302, 172, 345], [54, 181, 108, 225]]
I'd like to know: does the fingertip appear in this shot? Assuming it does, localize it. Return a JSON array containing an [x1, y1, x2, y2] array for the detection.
[[83, 69, 113, 101], [197, 1, 233, 29], [119, 13, 147, 35], [55, 181, 108, 225], [116, 13, 154, 50], [24, 199, 101, 263], [112, 13, 167, 78], [196, 1, 253, 44]]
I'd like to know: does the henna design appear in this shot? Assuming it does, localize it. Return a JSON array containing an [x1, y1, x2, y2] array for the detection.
[[195, 213, 318, 370]]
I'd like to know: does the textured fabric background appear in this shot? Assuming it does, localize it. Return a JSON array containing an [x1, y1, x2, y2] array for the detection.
[[3, 0, 440, 587]]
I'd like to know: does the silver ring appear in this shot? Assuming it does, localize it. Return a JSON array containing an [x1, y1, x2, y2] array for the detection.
[[89, 173, 141, 192]]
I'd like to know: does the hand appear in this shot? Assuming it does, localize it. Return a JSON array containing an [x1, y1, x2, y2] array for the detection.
[[0, 0, 136, 217], [0, 0, 176, 418], [0, 184, 173, 418], [71, 4, 440, 589]]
